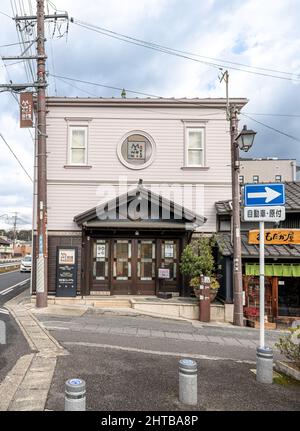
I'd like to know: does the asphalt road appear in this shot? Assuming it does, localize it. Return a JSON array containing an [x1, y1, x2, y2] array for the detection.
[[0, 270, 32, 384], [35, 311, 300, 411], [46, 344, 300, 411]]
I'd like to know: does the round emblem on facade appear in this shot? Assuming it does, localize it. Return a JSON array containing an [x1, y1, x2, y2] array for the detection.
[[117, 130, 156, 170]]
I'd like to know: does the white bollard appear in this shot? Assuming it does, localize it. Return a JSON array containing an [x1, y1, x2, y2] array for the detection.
[[179, 359, 197, 406], [256, 347, 273, 384], [65, 378, 86, 411]]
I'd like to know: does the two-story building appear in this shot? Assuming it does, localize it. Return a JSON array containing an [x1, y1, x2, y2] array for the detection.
[[32, 97, 248, 299]]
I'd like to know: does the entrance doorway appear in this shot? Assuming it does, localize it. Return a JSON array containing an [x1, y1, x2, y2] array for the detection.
[[90, 237, 180, 295]]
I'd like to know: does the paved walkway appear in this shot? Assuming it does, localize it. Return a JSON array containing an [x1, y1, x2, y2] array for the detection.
[[0, 292, 66, 411], [36, 310, 281, 352]]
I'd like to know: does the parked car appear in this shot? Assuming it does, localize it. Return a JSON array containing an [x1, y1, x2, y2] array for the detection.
[[20, 255, 32, 272]]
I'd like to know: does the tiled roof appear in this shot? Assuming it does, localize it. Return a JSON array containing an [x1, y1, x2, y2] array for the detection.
[[215, 200, 232, 215], [215, 182, 300, 215], [216, 232, 300, 258], [0, 237, 10, 246]]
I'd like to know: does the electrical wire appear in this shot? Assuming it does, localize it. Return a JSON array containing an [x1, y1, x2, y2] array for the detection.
[[0, 40, 34, 48], [0, 133, 33, 182], [241, 113, 300, 143], [49, 73, 161, 98], [70, 18, 300, 83], [0, 10, 12, 19]]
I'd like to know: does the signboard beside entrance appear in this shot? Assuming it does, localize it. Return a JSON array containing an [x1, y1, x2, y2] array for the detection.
[[158, 268, 170, 279], [56, 247, 78, 297]]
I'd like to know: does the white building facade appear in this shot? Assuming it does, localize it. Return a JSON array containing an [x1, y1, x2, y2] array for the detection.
[[32, 97, 247, 298]]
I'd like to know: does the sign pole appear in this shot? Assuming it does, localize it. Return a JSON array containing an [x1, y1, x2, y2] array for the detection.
[[259, 220, 265, 348], [256, 219, 273, 383]]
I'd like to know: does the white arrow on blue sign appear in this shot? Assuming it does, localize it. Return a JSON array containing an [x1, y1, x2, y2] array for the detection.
[[244, 183, 285, 207]]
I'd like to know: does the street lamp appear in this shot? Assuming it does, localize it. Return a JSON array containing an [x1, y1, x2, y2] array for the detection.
[[236, 125, 256, 152], [230, 108, 256, 326]]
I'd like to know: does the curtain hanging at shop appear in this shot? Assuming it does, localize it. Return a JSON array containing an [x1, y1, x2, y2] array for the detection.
[[245, 263, 300, 277]]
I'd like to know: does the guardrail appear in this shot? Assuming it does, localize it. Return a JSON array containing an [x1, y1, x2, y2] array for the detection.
[[0, 262, 21, 268], [0, 259, 22, 264]]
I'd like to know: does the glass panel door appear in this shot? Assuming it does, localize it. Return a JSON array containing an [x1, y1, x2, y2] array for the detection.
[[161, 240, 177, 280], [93, 240, 108, 280], [113, 240, 132, 280], [137, 240, 155, 281]]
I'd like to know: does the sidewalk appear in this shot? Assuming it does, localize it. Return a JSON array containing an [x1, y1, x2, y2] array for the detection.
[[0, 291, 66, 411]]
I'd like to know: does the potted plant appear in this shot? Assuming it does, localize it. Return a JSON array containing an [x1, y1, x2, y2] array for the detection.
[[180, 236, 219, 302], [244, 306, 259, 327]]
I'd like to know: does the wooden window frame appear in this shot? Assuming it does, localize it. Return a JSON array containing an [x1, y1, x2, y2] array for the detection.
[[68, 125, 88, 166], [185, 127, 205, 167]]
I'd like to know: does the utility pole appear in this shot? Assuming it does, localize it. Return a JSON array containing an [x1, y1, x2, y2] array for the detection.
[[12, 212, 18, 245], [220, 70, 244, 326], [36, 0, 48, 308], [0, 3, 68, 307], [230, 105, 244, 326]]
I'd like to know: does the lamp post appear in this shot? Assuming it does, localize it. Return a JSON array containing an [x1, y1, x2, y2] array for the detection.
[[230, 106, 256, 326]]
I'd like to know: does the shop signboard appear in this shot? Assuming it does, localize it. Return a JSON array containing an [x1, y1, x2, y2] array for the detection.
[[20, 92, 34, 128], [56, 247, 77, 297], [158, 268, 170, 279], [248, 229, 300, 245]]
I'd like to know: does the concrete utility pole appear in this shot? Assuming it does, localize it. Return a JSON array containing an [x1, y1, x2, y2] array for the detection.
[[36, 0, 48, 308], [1, 4, 68, 307], [220, 70, 244, 326], [230, 106, 244, 327], [12, 212, 18, 245]]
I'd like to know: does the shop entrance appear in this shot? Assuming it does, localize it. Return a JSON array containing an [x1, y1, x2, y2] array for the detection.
[[278, 278, 300, 317], [90, 237, 180, 295]]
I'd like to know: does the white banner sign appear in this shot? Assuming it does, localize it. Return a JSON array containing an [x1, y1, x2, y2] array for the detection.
[[243, 206, 285, 222]]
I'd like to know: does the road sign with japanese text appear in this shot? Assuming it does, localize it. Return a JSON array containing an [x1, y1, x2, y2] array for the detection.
[[243, 206, 285, 222], [244, 183, 285, 207]]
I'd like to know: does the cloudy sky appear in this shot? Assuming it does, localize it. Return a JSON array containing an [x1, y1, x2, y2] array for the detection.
[[0, 0, 299, 230]]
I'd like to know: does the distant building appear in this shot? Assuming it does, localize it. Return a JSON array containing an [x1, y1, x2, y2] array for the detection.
[[13, 241, 32, 257], [0, 237, 13, 259], [239, 158, 298, 184]]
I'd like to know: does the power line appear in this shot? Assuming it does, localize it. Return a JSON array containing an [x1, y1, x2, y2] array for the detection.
[[49, 73, 161, 98], [245, 112, 300, 118], [0, 133, 33, 182], [0, 10, 12, 19], [70, 18, 300, 83], [241, 113, 300, 143], [72, 19, 296, 78], [0, 40, 34, 48]]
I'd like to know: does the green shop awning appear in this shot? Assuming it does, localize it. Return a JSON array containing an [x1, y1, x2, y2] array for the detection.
[[245, 263, 300, 277]]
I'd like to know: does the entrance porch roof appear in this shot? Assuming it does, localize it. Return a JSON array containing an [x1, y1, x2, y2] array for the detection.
[[74, 183, 206, 230]]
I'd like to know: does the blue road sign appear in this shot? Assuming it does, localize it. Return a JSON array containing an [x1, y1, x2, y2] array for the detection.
[[244, 183, 285, 207]]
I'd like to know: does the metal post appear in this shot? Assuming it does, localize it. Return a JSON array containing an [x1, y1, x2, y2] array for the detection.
[[178, 359, 197, 406], [256, 220, 273, 383], [65, 378, 86, 411], [259, 220, 265, 348], [36, 0, 48, 308], [230, 106, 243, 326]]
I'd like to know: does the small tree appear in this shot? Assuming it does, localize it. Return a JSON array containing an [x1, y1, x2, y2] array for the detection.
[[180, 236, 219, 293]]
